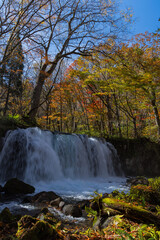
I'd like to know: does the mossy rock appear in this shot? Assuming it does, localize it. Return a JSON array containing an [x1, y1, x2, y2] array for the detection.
[[0, 207, 15, 223], [17, 215, 59, 240], [37, 212, 58, 226]]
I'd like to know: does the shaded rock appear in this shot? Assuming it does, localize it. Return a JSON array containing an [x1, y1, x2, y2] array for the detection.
[[12, 207, 41, 218], [101, 216, 120, 229], [109, 138, 160, 177], [0, 207, 15, 223], [17, 215, 60, 240], [0, 185, 3, 192], [50, 197, 62, 207], [76, 200, 90, 210], [90, 200, 102, 215], [30, 191, 59, 204], [22, 196, 32, 203], [40, 207, 50, 215], [90, 201, 99, 212], [3, 178, 35, 194], [62, 204, 82, 218], [102, 193, 109, 198], [127, 176, 149, 186]]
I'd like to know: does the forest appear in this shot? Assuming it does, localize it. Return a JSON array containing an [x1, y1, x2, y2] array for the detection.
[[1, 1, 160, 240], [0, 0, 159, 141]]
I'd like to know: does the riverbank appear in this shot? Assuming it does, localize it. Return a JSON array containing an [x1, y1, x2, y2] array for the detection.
[[0, 177, 160, 239]]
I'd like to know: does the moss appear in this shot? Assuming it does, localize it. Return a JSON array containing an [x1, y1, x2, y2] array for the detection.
[[16, 215, 59, 240], [0, 115, 39, 138], [102, 197, 149, 214], [149, 177, 160, 192], [0, 207, 15, 223]]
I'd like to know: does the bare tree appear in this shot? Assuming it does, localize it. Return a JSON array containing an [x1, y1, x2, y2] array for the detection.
[[27, 0, 129, 118], [0, 0, 130, 118], [0, 0, 52, 66], [0, 0, 51, 114]]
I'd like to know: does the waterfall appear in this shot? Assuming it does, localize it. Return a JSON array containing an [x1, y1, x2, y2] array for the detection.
[[0, 127, 123, 184]]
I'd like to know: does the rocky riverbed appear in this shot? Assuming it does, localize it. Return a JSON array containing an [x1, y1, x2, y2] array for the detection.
[[0, 177, 160, 239]]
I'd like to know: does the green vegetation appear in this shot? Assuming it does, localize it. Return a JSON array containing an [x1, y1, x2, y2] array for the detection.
[[0, 115, 38, 138]]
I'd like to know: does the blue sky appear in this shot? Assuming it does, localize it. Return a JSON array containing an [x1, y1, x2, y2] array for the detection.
[[122, 0, 160, 35]]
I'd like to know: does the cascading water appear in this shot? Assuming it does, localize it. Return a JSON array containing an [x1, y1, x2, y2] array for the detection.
[[0, 127, 125, 199]]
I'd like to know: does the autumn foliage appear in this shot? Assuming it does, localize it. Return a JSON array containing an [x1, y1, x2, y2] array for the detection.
[[0, 31, 160, 141]]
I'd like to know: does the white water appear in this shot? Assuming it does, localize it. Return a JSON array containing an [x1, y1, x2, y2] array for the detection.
[[0, 177, 127, 212], [0, 127, 127, 211], [34, 176, 127, 200]]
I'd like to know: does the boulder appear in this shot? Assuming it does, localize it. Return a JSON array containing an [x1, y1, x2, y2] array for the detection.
[[50, 197, 61, 207], [17, 215, 60, 240], [126, 176, 149, 186], [62, 204, 82, 218], [3, 178, 35, 194], [30, 191, 59, 204]]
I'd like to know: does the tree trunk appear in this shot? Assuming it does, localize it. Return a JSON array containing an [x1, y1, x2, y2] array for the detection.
[[28, 65, 47, 118], [106, 95, 113, 136], [133, 117, 138, 138], [151, 91, 160, 138], [28, 61, 58, 119], [3, 78, 11, 116], [102, 198, 160, 227], [113, 93, 122, 137]]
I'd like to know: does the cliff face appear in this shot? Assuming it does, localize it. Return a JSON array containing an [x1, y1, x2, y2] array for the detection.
[[108, 138, 160, 177]]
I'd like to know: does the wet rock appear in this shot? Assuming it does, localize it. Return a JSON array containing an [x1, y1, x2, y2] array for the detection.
[[50, 197, 62, 207], [3, 178, 35, 194], [30, 191, 59, 204], [17, 215, 60, 240], [127, 176, 149, 186], [0, 207, 15, 223], [62, 204, 82, 218], [59, 201, 65, 209]]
